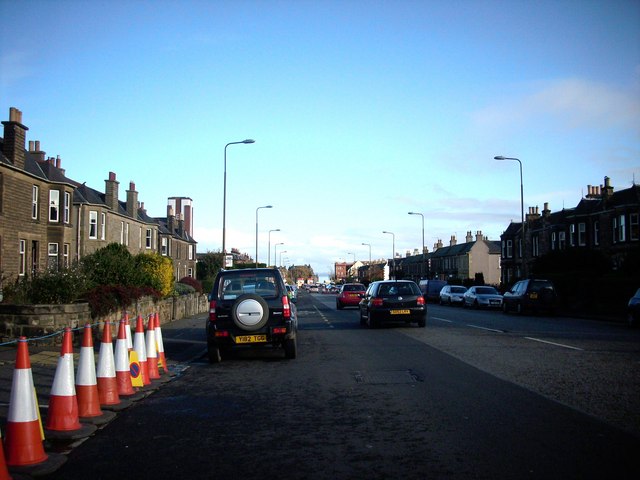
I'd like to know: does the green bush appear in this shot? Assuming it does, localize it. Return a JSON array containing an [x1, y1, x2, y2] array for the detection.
[[174, 282, 195, 296], [2, 265, 90, 304], [178, 276, 202, 294]]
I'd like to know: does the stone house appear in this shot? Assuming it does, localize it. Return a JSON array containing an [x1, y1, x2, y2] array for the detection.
[[0, 107, 197, 285]]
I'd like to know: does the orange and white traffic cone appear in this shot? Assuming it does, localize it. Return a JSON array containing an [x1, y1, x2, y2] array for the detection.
[[154, 312, 169, 374], [124, 312, 133, 351], [45, 328, 96, 440], [4, 337, 47, 467], [133, 315, 150, 386], [114, 319, 144, 401], [4, 338, 67, 475], [0, 427, 12, 480], [76, 324, 115, 425], [146, 314, 160, 381], [96, 321, 132, 412]]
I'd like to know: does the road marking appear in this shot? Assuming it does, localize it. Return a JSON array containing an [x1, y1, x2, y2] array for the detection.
[[525, 337, 583, 351], [431, 317, 453, 323], [314, 306, 334, 328], [467, 324, 505, 333]]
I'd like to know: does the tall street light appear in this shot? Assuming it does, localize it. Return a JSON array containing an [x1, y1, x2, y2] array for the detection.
[[274, 243, 284, 269], [280, 250, 287, 267], [382, 231, 395, 280], [222, 139, 255, 256], [361, 243, 371, 283], [494, 155, 525, 277], [255, 205, 272, 267], [408, 211, 426, 280], [268, 229, 280, 266]]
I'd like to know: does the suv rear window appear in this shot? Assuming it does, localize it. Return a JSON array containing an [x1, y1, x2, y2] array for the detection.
[[218, 272, 279, 300], [529, 280, 554, 293]]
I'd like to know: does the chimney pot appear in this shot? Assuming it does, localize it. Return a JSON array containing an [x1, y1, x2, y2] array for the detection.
[[29, 141, 34, 151], [109, 171, 116, 181]]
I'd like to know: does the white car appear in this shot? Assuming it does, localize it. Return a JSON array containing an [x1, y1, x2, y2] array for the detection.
[[462, 286, 503, 309], [439, 285, 467, 306]]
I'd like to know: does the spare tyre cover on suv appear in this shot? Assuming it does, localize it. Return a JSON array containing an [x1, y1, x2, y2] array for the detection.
[[231, 293, 270, 331]]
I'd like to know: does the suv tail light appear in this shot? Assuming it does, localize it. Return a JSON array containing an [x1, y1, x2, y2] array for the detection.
[[209, 300, 217, 323], [372, 297, 384, 307], [282, 295, 291, 319]]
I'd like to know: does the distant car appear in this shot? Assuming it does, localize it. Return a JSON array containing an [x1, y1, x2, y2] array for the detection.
[[627, 288, 640, 327], [286, 284, 298, 303], [336, 283, 366, 309], [418, 279, 448, 303], [462, 286, 503, 309], [439, 285, 467, 306], [359, 280, 426, 328], [502, 279, 557, 315], [206, 267, 297, 363], [309, 285, 319, 293]]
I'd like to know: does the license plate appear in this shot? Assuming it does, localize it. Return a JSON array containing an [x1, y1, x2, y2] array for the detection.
[[529, 292, 538, 299], [235, 334, 267, 344], [390, 309, 410, 315]]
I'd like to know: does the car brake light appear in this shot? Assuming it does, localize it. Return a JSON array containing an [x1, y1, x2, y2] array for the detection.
[[372, 297, 384, 307], [272, 327, 287, 335], [209, 300, 217, 322], [215, 330, 229, 337], [282, 295, 291, 319], [417, 296, 425, 306]]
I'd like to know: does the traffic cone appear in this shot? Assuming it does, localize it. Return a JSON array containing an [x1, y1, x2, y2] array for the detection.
[[114, 319, 144, 400], [45, 328, 96, 440], [146, 314, 160, 381], [4, 338, 67, 475], [0, 427, 12, 480], [96, 322, 119, 405], [76, 324, 116, 425], [133, 315, 150, 386], [154, 312, 169, 374], [4, 337, 47, 466], [124, 312, 133, 351]]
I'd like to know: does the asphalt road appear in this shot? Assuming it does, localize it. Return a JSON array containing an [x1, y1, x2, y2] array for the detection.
[[45, 292, 640, 480]]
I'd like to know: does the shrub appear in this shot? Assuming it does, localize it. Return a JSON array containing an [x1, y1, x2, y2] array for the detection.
[[178, 276, 202, 294], [174, 282, 195, 296], [135, 253, 174, 297], [85, 284, 162, 319], [2, 265, 90, 304]]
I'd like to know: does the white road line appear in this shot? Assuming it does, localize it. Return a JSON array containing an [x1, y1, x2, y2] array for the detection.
[[314, 306, 335, 328], [467, 324, 505, 333], [431, 317, 453, 323], [525, 337, 583, 351]]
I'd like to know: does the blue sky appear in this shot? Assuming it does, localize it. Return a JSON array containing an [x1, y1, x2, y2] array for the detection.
[[2, 0, 639, 279]]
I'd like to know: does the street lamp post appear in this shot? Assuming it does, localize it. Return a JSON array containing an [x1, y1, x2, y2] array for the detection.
[[222, 139, 255, 256], [361, 242, 371, 282], [382, 231, 395, 280], [255, 205, 272, 267], [268, 229, 280, 267], [274, 243, 284, 269], [280, 250, 287, 267], [494, 156, 525, 278], [408, 211, 426, 280]]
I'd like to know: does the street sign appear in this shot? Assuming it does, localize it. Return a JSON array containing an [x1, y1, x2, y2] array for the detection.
[[225, 254, 233, 268]]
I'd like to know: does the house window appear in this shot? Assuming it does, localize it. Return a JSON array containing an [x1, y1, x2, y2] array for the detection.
[[569, 224, 576, 247], [120, 222, 125, 244], [558, 231, 566, 250], [63, 243, 70, 268], [49, 190, 60, 222], [89, 211, 98, 239], [19, 239, 26, 276], [48, 243, 59, 271], [139, 227, 142, 249], [630, 213, 639, 241], [618, 214, 626, 242], [32, 185, 39, 219], [124, 223, 129, 246], [188, 244, 194, 260], [506, 239, 513, 258], [532, 235, 539, 257], [551, 232, 556, 250], [578, 223, 586, 246], [63, 192, 71, 224], [188, 267, 193, 278], [594, 221, 599, 246], [101, 213, 106, 240], [161, 237, 168, 256], [146, 229, 152, 248]]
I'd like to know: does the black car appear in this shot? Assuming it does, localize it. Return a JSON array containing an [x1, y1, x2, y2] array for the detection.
[[628, 288, 640, 327], [502, 278, 557, 315], [359, 280, 426, 328], [206, 268, 297, 363]]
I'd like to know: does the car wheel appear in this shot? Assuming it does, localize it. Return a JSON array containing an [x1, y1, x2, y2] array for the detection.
[[336, 300, 343, 310], [359, 309, 367, 326], [284, 337, 297, 359], [516, 302, 523, 314], [503, 302, 509, 314], [367, 312, 378, 329], [417, 317, 426, 328], [473, 300, 479, 309], [207, 342, 221, 364], [231, 294, 269, 331]]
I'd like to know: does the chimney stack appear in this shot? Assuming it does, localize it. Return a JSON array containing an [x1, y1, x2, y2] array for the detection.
[[476, 230, 483, 242], [105, 172, 120, 212], [126, 181, 138, 218], [2, 107, 29, 170], [449, 235, 457, 246]]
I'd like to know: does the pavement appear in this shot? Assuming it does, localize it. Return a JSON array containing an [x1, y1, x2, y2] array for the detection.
[[0, 312, 208, 477]]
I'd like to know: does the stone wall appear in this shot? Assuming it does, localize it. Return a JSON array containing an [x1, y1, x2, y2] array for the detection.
[[0, 293, 208, 343]]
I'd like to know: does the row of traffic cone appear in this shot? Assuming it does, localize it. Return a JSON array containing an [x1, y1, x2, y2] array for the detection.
[[0, 312, 170, 478]]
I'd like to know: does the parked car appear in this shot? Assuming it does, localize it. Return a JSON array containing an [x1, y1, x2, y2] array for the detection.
[[359, 280, 426, 328], [439, 285, 467, 306], [462, 286, 503, 309], [206, 268, 297, 363], [336, 283, 366, 309], [502, 279, 557, 315], [418, 279, 448, 303], [627, 288, 640, 327]]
